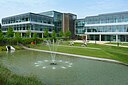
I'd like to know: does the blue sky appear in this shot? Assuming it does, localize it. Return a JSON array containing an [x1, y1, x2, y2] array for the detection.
[[0, 0, 128, 22]]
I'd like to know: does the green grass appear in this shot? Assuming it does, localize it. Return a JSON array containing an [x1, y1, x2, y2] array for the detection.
[[0, 46, 7, 52], [29, 42, 128, 64], [0, 64, 44, 85], [0, 45, 24, 52], [89, 44, 128, 63]]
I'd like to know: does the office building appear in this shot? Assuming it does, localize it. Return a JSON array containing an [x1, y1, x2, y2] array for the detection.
[[2, 12, 54, 38], [41, 11, 77, 38], [40, 11, 63, 35], [76, 11, 128, 42], [1, 11, 77, 38], [63, 13, 77, 38]]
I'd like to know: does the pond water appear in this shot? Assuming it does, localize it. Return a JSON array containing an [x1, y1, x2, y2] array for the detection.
[[0, 50, 128, 85]]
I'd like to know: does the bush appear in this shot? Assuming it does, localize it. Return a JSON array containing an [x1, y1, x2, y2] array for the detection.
[[0, 38, 17, 46], [0, 38, 44, 46], [21, 38, 34, 45]]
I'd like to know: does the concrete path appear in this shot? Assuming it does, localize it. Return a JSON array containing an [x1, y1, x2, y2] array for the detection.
[[104, 44, 128, 48], [58, 45, 101, 50], [22, 46, 128, 66]]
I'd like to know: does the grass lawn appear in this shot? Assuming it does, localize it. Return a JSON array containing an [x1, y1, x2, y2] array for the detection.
[[29, 42, 128, 64], [0, 45, 24, 52]]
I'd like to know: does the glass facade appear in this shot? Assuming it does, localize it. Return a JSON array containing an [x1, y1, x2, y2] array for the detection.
[[40, 11, 63, 34], [85, 12, 128, 24], [76, 11, 128, 42], [76, 19, 85, 34], [86, 25, 128, 32], [2, 13, 53, 25], [2, 24, 52, 32], [87, 35, 128, 42], [2, 13, 54, 38]]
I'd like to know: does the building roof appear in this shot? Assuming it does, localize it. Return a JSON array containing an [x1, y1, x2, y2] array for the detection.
[[85, 11, 128, 19], [2, 12, 53, 20]]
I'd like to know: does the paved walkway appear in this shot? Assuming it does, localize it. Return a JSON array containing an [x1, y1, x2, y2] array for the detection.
[[73, 40, 128, 48], [22, 46, 128, 66], [58, 45, 101, 50], [104, 44, 128, 48]]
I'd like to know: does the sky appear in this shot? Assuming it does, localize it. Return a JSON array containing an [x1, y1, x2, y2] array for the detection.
[[0, 0, 128, 23]]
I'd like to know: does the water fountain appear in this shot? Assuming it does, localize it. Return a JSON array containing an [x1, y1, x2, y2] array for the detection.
[[45, 39, 58, 65], [34, 39, 73, 69]]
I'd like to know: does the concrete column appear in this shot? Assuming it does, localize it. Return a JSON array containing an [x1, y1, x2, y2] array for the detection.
[[99, 34, 101, 41], [85, 35, 87, 42], [116, 34, 118, 42], [42, 33, 43, 38], [29, 33, 31, 38], [125, 35, 127, 42], [21, 33, 22, 38], [14, 33, 15, 37]]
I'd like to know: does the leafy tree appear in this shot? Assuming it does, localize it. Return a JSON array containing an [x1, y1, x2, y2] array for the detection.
[[44, 29, 49, 38], [65, 30, 71, 39], [15, 32, 21, 44], [33, 32, 37, 39], [0, 24, 1, 30], [0, 29, 4, 40], [59, 30, 64, 37], [51, 30, 56, 39], [26, 30, 31, 38], [33, 32, 37, 44], [6, 27, 14, 38]]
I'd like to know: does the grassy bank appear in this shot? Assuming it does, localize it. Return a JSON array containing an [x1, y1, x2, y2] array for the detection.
[[29, 42, 128, 64], [0, 45, 24, 52], [0, 64, 44, 85]]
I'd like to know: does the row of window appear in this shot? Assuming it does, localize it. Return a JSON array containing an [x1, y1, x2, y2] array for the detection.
[[87, 35, 128, 42], [85, 25, 128, 32], [85, 15, 128, 24], [76, 25, 128, 34], [2, 24, 53, 32], [2, 13, 53, 25]]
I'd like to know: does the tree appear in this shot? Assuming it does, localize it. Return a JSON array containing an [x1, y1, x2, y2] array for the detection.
[[65, 30, 71, 39], [0, 29, 4, 45], [33, 32, 37, 44], [6, 27, 14, 38], [15, 32, 21, 44], [0, 24, 1, 30], [26, 30, 31, 38], [59, 30, 64, 38], [33, 32, 37, 39], [51, 30, 56, 39], [44, 29, 49, 38], [0, 29, 4, 40]]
